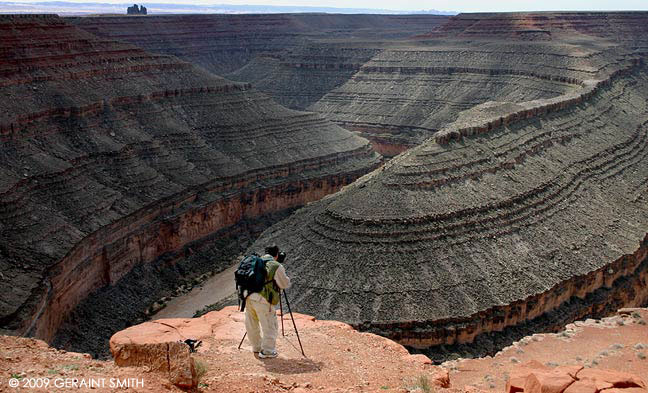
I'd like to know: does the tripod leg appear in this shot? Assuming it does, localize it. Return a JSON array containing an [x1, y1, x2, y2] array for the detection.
[[283, 290, 305, 357], [238, 332, 247, 350], [279, 292, 285, 337]]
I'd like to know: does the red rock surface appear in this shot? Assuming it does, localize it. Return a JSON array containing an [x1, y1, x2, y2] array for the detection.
[[1, 308, 646, 392], [446, 309, 648, 392], [109, 306, 451, 391]]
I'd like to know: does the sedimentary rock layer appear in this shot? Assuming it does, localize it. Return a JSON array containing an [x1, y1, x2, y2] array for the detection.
[[427, 12, 648, 44], [0, 15, 380, 342], [72, 13, 648, 157], [73, 13, 646, 156], [310, 40, 636, 152], [71, 14, 450, 77], [70, 14, 455, 135], [252, 62, 648, 348]]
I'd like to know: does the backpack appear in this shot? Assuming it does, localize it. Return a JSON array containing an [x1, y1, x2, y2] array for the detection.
[[234, 253, 268, 312]]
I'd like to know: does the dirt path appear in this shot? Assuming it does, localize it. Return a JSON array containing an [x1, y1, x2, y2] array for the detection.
[[152, 263, 238, 319]]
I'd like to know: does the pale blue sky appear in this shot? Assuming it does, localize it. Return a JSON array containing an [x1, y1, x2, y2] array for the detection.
[[9, 0, 648, 12]]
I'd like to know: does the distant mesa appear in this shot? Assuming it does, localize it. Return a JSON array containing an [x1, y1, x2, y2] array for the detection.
[[127, 4, 147, 15]]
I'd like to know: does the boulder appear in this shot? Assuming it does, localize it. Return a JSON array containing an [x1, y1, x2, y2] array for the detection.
[[430, 368, 450, 388], [577, 369, 646, 390], [507, 361, 646, 393], [507, 361, 550, 393], [110, 318, 210, 389], [523, 370, 574, 393], [563, 380, 599, 393]]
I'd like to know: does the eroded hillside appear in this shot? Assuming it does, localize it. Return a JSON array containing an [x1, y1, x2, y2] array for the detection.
[[251, 60, 648, 355], [72, 13, 648, 157], [0, 15, 380, 347]]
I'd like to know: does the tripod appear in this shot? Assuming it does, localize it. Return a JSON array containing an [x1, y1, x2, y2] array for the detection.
[[237, 290, 305, 357]]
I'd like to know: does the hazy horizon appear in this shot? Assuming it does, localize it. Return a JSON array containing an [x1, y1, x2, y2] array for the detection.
[[1, 0, 648, 13]]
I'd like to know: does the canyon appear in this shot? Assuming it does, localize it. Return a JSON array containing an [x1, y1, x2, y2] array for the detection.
[[0, 14, 379, 350], [0, 9, 648, 375], [252, 58, 648, 354], [72, 13, 648, 156]]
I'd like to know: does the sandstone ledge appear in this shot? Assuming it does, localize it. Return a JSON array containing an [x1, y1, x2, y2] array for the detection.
[[109, 306, 450, 390], [1, 308, 646, 392]]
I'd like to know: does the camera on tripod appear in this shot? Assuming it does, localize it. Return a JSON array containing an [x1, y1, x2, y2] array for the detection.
[[278, 251, 287, 263]]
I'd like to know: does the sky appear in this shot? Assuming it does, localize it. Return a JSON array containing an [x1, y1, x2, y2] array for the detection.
[[6, 0, 648, 12]]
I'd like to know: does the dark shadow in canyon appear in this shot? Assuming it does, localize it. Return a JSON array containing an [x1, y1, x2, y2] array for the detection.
[[52, 208, 296, 359], [409, 258, 648, 364]]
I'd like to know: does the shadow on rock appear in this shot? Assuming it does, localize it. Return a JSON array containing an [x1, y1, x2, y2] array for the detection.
[[260, 357, 324, 374]]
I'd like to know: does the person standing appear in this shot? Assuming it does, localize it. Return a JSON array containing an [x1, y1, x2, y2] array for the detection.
[[244, 244, 291, 358]]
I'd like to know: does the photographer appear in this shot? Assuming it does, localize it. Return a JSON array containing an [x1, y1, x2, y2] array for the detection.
[[244, 245, 291, 359]]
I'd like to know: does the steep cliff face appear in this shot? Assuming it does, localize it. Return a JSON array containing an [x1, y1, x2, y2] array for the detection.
[[251, 61, 648, 349], [0, 15, 380, 343]]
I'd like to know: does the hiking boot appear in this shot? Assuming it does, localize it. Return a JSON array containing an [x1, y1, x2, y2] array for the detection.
[[258, 350, 278, 359]]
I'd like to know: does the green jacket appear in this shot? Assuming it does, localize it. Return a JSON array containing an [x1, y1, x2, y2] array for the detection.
[[259, 256, 281, 305]]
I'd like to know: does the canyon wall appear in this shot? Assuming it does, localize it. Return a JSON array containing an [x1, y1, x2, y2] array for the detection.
[[251, 60, 648, 349], [0, 15, 380, 343], [426, 12, 648, 44], [70, 14, 450, 77], [71, 13, 648, 157]]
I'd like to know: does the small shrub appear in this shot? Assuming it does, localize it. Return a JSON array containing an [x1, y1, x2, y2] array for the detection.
[[194, 358, 208, 384], [638, 352, 647, 360], [415, 375, 432, 393], [62, 364, 79, 371]]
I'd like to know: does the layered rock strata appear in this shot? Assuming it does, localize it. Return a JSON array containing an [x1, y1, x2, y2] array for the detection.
[[310, 41, 636, 154], [427, 12, 648, 44], [72, 13, 647, 157], [71, 14, 450, 77], [0, 15, 380, 343], [251, 62, 648, 349]]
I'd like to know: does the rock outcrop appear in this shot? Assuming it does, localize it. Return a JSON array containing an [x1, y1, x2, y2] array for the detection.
[[0, 15, 380, 344], [109, 306, 451, 390], [250, 59, 648, 351], [127, 4, 147, 15], [447, 308, 648, 391], [1, 308, 646, 392], [507, 363, 646, 393]]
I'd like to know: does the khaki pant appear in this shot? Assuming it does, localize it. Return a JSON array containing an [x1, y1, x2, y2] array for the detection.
[[244, 297, 278, 352]]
